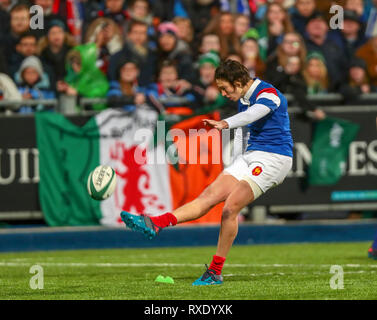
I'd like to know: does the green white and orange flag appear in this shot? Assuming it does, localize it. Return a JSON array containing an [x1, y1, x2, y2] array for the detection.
[[35, 108, 223, 226]]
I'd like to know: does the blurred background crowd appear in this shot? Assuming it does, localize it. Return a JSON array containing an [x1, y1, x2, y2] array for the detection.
[[0, 0, 377, 116]]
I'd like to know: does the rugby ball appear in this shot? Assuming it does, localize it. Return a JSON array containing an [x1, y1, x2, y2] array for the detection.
[[87, 165, 117, 200]]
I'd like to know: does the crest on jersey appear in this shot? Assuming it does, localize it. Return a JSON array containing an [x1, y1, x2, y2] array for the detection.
[[252, 166, 263, 176]]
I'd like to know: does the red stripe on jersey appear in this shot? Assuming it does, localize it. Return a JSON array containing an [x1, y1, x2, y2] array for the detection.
[[256, 87, 278, 98]]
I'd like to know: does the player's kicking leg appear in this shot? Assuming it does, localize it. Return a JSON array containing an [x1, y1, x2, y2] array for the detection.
[[120, 172, 238, 239]]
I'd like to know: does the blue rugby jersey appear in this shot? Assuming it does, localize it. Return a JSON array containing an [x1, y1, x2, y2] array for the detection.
[[238, 78, 293, 157]]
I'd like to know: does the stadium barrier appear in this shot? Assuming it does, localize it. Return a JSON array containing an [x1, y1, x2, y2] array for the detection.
[[1, 222, 377, 252], [1, 96, 377, 223]]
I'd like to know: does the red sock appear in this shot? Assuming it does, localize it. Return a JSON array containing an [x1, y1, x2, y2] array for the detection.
[[209, 255, 226, 275], [150, 212, 177, 228]]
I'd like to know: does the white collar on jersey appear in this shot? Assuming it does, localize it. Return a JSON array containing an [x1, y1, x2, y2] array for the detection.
[[240, 78, 261, 105]]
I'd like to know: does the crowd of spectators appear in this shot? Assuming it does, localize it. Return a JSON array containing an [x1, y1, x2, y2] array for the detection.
[[0, 0, 377, 118]]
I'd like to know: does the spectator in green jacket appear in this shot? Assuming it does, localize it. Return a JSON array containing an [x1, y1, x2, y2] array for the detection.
[[57, 43, 109, 111]]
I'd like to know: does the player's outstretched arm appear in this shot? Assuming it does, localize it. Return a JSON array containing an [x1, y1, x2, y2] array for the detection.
[[223, 103, 271, 129], [203, 103, 271, 131]]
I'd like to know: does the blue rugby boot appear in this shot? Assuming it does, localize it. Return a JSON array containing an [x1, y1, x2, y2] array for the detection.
[[120, 211, 161, 240], [192, 264, 223, 286]]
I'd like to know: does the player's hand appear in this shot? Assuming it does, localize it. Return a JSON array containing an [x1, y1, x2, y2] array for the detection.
[[203, 119, 229, 130]]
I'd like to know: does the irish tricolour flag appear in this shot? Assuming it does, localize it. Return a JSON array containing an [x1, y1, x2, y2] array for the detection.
[[36, 108, 224, 226]]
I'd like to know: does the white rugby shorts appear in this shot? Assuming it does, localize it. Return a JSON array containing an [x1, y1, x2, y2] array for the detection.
[[224, 150, 293, 195]]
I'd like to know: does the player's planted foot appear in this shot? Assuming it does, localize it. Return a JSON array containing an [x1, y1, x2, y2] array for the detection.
[[192, 264, 223, 286], [120, 211, 161, 240]]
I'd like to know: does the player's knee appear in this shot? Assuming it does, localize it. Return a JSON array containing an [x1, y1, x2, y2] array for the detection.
[[222, 204, 239, 220]]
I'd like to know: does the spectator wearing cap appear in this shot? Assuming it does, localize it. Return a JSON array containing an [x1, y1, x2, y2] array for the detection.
[[302, 51, 329, 94], [356, 34, 377, 86], [256, 2, 295, 61], [14, 55, 55, 114], [107, 59, 147, 112], [108, 19, 157, 87], [304, 11, 348, 91], [192, 51, 227, 110], [240, 29, 266, 78], [344, 0, 369, 24], [156, 21, 194, 83], [37, 19, 77, 91], [340, 56, 377, 104]]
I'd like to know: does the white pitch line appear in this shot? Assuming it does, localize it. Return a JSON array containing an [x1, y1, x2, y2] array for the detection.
[[223, 270, 377, 277], [0, 262, 203, 267], [0, 262, 377, 268]]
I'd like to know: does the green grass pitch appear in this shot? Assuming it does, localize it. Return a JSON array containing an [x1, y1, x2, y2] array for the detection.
[[0, 242, 376, 300]]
